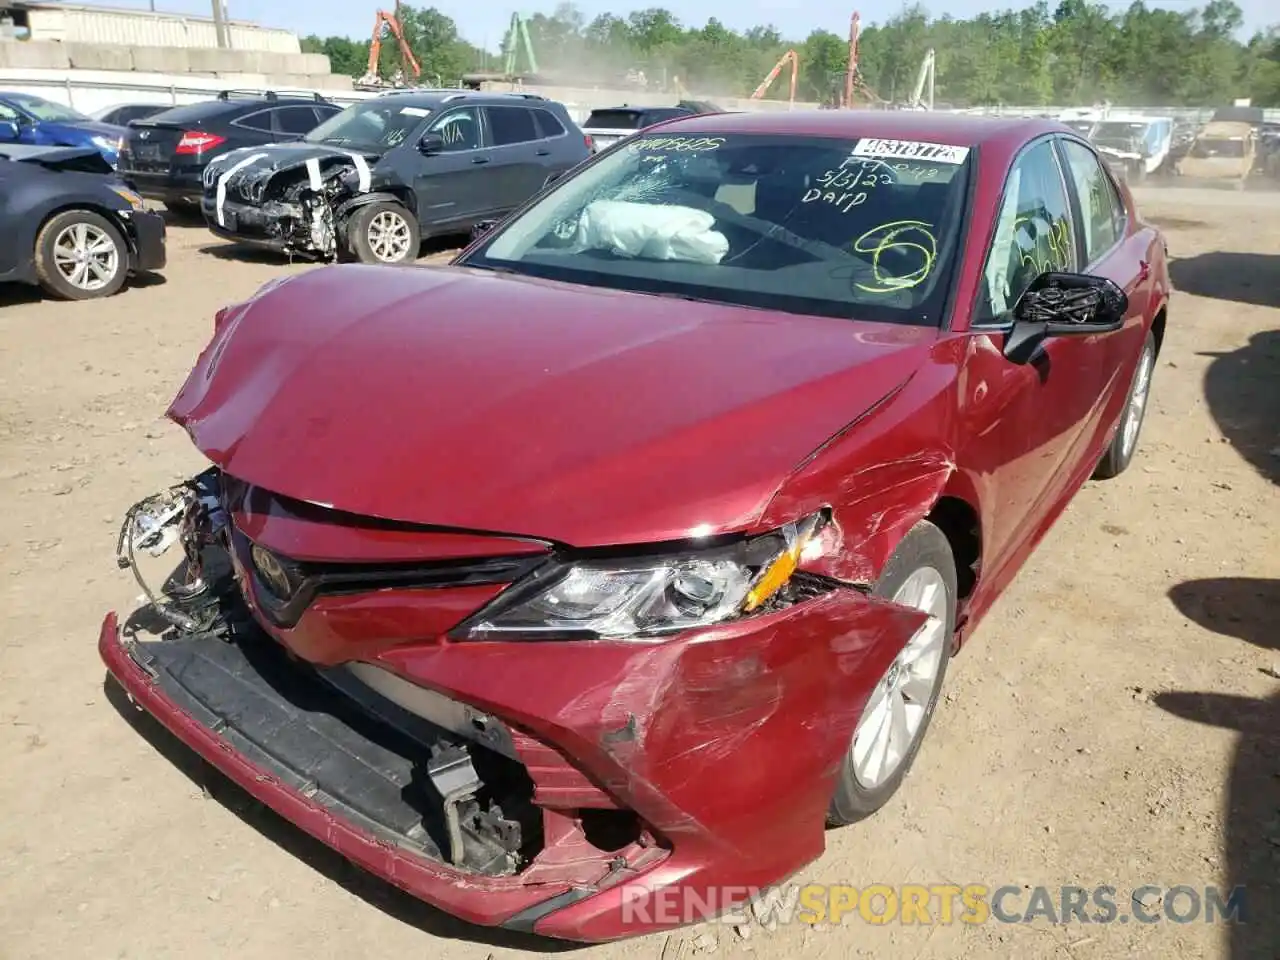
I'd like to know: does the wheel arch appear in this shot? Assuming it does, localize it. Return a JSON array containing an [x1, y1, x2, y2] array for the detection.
[[36, 202, 135, 256], [1150, 305, 1167, 357]]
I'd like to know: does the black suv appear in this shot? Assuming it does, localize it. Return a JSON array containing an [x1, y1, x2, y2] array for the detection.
[[199, 89, 591, 264], [119, 90, 342, 213]]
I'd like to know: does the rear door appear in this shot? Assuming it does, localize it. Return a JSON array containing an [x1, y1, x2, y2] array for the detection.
[[410, 105, 494, 228], [481, 105, 550, 209], [1057, 136, 1155, 454], [531, 107, 583, 182]]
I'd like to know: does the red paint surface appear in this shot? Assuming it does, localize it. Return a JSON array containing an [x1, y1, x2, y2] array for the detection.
[[105, 111, 1170, 940]]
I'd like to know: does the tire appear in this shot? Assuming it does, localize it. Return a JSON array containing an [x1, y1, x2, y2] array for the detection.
[[827, 519, 957, 827], [345, 201, 420, 265], [1094, 329, 1156, 480], [34, 209, 128, 301]]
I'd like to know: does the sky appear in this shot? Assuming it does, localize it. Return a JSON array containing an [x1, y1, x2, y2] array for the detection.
[[66, 0, 1277, 52]]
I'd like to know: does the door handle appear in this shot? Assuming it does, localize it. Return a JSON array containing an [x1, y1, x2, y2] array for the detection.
[[471, 156, 490, 165], [536, 148, 550, 156]]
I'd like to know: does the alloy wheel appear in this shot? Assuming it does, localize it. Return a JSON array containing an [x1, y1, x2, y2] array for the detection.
[[53, 222, 120, 292], [851, 566, 949, 790], [367, 211, 413, 262], [1121, 342, 1155, 460]]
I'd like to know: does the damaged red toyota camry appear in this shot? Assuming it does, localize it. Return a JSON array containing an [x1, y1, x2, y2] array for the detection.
[[100, 110, 1169, 941]]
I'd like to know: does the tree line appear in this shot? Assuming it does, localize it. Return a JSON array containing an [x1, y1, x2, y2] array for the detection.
[[303, 0, 1280, 107]]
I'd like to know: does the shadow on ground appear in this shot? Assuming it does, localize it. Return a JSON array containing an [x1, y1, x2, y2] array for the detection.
[[103, 675, 581, 953], [1170, 252, 1280, 309], [1, 271, 166, 308], [1157, 578, 1279, 960], [1198, 326, 1280, 485]]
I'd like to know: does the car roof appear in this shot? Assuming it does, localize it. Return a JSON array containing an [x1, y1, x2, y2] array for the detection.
[[655, 109, 1067, 150], [373, 89, 563, 109]]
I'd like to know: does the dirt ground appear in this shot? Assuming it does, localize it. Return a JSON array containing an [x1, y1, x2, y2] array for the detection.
[[0, 189, 1277, 960]]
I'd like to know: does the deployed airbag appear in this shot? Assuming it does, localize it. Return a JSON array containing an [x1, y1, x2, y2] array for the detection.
[[574, 200, 729, 265]]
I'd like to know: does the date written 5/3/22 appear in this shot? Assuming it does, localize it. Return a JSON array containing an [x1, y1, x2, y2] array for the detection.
[[802, 158, 942, 213]]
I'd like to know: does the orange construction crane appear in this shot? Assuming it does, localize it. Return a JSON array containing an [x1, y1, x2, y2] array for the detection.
[[750, 49, 798, 106], [365, 8, 421, 82]]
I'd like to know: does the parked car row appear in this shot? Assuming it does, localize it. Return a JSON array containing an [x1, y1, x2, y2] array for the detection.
[[0, 86, 720, 300]]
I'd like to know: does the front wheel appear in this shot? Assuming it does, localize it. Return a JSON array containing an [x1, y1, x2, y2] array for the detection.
[[1094, 330, 1156, 480], [346, 201, 420, 265], [34, 210, 128, 300], [828, 520, 956, 826]]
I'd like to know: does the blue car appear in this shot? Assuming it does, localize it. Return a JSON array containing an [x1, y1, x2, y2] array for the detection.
[[0, 91, 127, 167]]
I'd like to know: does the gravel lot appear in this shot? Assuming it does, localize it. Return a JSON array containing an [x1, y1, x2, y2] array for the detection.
[[0, 189, 1276, 960]]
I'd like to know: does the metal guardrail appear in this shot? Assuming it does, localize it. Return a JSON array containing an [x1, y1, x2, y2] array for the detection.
[[0, 69, 376, 111]]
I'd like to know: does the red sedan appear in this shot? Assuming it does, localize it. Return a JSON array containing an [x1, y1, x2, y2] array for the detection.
[[101, 110, 1169, 941]]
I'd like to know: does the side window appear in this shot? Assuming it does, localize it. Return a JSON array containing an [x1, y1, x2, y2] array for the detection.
[[274, 106, 322, 135], [977, 139, 1077, 323], [533, 108, 565, 139], [234, 109, 274, 133], [1060, 140, 1124, 264], [428, 107, 481, 151], [485, 106, 539, 146], [315, 105, 342, 122]]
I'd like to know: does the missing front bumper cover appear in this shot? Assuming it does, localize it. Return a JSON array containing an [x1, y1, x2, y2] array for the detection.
[[123, 625, 536, 876]]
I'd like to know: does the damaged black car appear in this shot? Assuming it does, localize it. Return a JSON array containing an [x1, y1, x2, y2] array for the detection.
[[200, 90, 591, 264]]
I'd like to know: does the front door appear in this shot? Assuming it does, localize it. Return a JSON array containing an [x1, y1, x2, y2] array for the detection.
[[956, 136, 1111, 571], [411, 106, 493, 230]]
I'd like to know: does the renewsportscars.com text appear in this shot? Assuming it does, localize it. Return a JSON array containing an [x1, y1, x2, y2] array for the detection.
[[619, 883, 1248, 927]]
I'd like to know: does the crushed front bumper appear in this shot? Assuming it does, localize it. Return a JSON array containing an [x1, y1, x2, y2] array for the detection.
[[126, 209, 167, 273], [101, 580, 921, 941]]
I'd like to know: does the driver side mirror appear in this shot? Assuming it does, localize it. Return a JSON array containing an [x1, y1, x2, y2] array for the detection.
[[418, 131, 444, 156], [1003, 271, 1128, 365], [0, 120, 19, 142]]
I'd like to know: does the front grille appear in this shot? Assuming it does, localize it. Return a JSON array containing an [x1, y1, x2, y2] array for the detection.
[[233, 530, 547, 628]]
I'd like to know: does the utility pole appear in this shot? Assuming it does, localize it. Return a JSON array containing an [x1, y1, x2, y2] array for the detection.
[[211, 0, 227, 48]]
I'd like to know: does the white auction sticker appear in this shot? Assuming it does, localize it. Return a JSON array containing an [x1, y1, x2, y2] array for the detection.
[[400, 106, 431, 116], [850, 138, 970, 164]]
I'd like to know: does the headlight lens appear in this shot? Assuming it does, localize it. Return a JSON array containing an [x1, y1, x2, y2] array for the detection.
[[457, 513, 826, 641], [109, 185, 145, 211]]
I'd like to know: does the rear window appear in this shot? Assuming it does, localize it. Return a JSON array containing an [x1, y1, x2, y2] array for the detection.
[[1192, 138, 1246, 158], [463, 133, 974, 326], [145, 101, 239, 125], [585, 110, 645, 130]]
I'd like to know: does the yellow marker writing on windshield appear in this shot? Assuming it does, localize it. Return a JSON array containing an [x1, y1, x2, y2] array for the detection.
[[852, 220, 938, 293]]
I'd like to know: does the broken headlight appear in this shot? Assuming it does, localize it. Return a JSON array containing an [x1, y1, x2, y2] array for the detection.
[[455, 513, 826, 641]]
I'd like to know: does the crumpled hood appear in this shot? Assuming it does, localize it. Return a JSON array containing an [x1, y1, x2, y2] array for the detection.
[[169, 265, 933, 547]]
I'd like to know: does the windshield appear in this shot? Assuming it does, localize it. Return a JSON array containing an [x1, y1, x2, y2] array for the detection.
[[460, 133, 973, 326], [305, 100, 432, 149], [6, 93, 89, 123]]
